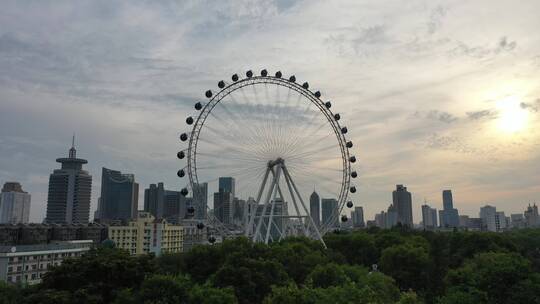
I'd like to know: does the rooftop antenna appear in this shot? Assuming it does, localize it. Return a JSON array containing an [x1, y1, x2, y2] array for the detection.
[[69, 133, 77, 158]]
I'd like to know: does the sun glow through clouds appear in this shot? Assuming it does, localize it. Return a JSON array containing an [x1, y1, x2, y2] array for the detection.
[[495, 96, 529, 133]]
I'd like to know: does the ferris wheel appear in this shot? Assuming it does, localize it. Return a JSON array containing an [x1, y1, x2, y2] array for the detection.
[[177, 69, 357, 246]]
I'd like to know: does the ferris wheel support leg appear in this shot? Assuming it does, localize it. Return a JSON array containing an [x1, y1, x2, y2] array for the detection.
[[253, 166, 279, 243], [273, 168, 291, 241], [245, 168, 271, 237], [265, 165, 282, 244], [282, 166, 327, 248], [281, 164, 310, 238]]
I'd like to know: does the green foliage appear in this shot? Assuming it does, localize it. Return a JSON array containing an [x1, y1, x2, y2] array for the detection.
[[445, 252, 536, 304], [0, 281, 23, 304], [379, 243, 432, 292], [39, 247, 155, 303], [3, 229, 540, 304]]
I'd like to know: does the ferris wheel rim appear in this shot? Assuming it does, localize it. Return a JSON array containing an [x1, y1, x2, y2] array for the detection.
[[184, 71, 353, 235]]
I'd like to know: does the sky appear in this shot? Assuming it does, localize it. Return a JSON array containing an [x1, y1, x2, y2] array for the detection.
[[1, 0, 539, 223]]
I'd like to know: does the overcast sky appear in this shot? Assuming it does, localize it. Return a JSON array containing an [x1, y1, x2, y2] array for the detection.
[[1, 0, 539, 223]]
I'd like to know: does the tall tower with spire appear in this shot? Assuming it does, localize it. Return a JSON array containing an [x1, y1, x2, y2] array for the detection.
[[45, 135, 92, 224], [309, 190, 320, 227]]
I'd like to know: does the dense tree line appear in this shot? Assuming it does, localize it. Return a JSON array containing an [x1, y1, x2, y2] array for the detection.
[[1, 227, 539, 303]]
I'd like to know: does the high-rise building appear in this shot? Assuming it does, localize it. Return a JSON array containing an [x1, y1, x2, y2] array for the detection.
[[192, 183, 208, 220], [218, 177, 235, 197], [214, 191, 233, 225], [392, 185, 413, 226], [144, 183, 185, 222], [309, 191, 320, 227], [495, 211, 507, 231], [144, 183, 164, 218], [386, 204, 398, 228], [351, 206, 364, 228], [45, 140, 92, 224], [321, 198, 339, 228], [524, 203, 539, 227], [232, 198, 246, 226], [480, 205, 497, 232], [421, 204, 437, 230], [163, 190, 186, 224], [439, 190, 459, 228], [0, 182, 31, 224], [98, 168, 139, 222]]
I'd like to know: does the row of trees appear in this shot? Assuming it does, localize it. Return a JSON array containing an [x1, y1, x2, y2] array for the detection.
[[1, 227, 539, 303]]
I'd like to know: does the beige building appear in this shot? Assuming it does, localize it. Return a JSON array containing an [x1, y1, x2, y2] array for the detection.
[[108, 212, 183, 255]]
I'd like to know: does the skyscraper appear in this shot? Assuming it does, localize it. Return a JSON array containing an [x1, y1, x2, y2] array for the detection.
[[218, 177, 235, 197], [321, 198, 339, 228], [524, 203, 539, 227], [144, 183, 165, 218], [45, 139, 92, 224], [480, 205, 497, 232], [309, 191, 320, 227], [439, 190, 459, 228], [98, 167, 139, 222], [192, 183, 208, 220], [214, 191, 233, 224], [0, 182, 31, 224], [392, 185, 413, 226], [421, 204, 438, 230], [351, 206, 364, 228]]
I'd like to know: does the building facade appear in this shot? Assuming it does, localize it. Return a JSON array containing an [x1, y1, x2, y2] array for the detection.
[[0, 223, 108, 246], [351, 206, 364, 228], [0, 182, 31, 224], [480, 205, 498, 232], [108, 212, 183, 256], [421, 204, 438, 230], [439, 190, 459, 228], [392, 185, 413, 226], [218, 177, 235, 197], [192, 183, 208, 220], [0, 240, 92, 284], [214, 191, 233, 225], [98, 167, 139, 223], [321, 198, 339, 228], [309, 191, 320, 227], [45, 142, 92, 224]]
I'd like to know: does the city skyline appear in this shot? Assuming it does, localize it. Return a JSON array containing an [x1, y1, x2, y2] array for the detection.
[[0, 138, 538, 224], [1, 1, 540, 223]]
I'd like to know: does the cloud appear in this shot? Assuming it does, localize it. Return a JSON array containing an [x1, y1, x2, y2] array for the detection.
[[449, 36, 517, 59], [520, 101, 538, 112], [466, 109, 496, 120]]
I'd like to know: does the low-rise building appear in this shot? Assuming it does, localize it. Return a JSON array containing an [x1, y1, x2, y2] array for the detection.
[[0, 240, 92, 284], [108, 212, 183, 256], [0, 223, 108, 246]]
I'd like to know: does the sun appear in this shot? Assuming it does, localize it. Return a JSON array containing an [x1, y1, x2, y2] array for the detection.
[[495, 96, 529, 133]]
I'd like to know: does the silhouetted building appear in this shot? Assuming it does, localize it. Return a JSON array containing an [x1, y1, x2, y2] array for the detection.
[[392, 185, 413, 226], [524, 203, 539, 227], [439, 190, 459, 228], [480, 205, 497, 232], [218, 177, 235, 197], [321, 198, 339, 228], [192, 183, 208, 220], [232, 198, 246, 226], [351, 206, 364, 228], [45, 140, 92, 224], [309, 191, 320, 227], [0, 182, 31, 224], [0, 223, 108, 246], [98, 168, 138, 223], [214, 191, 233, 225], [144, 183, 185, 223], [421, 204, 437, 230], [255, 198, 288, 241]]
